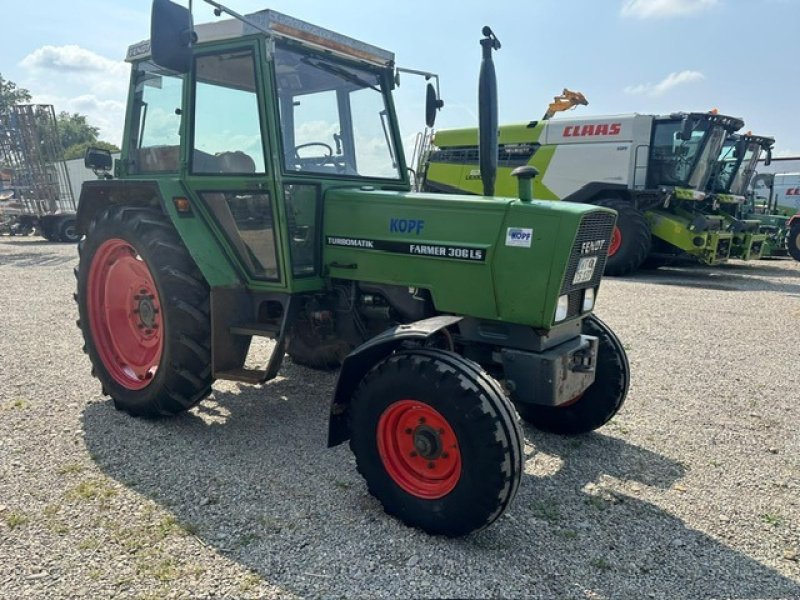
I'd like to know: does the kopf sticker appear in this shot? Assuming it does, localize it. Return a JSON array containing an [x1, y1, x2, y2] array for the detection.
[[505, 227, 533, 248]]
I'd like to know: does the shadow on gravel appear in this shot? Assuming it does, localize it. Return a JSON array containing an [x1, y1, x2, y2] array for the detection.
[[0, 238, 70, 247], [612, 262, 800, 294], [81, 367, 799, 598], [0, 251, 75, 267]]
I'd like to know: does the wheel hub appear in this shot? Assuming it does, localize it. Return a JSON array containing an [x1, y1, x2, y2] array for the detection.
[[136, 294, 158, 330], [376, 400, 461, 499]]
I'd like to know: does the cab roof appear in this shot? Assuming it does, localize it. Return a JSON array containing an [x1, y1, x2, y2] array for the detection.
[[126, 8, 395, 67]]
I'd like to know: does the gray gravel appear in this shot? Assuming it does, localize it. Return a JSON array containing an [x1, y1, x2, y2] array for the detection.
[[0, 236, 798, 599]]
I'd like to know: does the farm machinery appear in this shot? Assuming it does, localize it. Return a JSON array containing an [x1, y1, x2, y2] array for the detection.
[[418, 108, 755, 274], [0, 104, 80, 242], [74, 0, 629, 536]]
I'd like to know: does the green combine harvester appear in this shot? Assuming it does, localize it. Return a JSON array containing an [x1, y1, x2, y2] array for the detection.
[[706, 133, 775, 259], [74, 0, 629, 536], [419, 109, 760, 274]]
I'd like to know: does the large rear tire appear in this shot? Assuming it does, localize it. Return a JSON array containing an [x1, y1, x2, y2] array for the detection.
[[788, 225, 800, 262], [349, 349, 523, 536], [593, 197, 651, 276], [514, 315, 629, 435], [76, 206, 213, 417]]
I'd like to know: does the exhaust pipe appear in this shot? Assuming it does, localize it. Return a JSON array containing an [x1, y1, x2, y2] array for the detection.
[[478, 26, 501, 196]]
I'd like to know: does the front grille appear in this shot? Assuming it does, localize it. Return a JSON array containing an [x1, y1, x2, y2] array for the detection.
[[560, 211, 617, 295]]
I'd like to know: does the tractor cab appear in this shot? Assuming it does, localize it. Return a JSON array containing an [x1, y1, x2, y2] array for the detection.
[[647, 112, 744, 195], [709, 133, 774, 200]]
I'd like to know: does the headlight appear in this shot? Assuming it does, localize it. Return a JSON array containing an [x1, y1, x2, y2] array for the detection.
[[582, 288, 595, 312], [555, 294, 569, 322]]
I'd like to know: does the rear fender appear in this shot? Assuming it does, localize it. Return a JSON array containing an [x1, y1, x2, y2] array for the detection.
[[327, 315, 462, 447], [76, 180, 162, 235]]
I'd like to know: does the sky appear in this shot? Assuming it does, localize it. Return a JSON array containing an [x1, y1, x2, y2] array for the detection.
[[2, 0, 798, 157]]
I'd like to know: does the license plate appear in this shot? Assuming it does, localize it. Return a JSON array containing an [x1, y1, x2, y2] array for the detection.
[[572, 256, 597, 285]]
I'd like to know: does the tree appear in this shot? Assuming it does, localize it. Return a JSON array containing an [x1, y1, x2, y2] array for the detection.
[[63, 140, 120, 160], [57, 112, 100, 150], [0, 73, 31, 115]]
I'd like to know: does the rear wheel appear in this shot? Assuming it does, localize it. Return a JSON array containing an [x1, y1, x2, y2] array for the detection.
[[58, 217, 80, 243], [76, 206, 213, 417], [514, 315, 629, 434], [593, 197, 651, 276], [788, 225, 800, 262], [349, 349, 523, 536]]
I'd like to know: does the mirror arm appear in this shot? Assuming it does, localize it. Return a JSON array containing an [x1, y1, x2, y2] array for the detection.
[[395, 67, 441, 100]]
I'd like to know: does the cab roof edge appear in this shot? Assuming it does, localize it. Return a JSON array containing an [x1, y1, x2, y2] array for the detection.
[[126, 7, 394, 67]]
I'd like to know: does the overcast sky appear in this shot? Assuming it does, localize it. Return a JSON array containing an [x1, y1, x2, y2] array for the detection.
[[3, 0, 797, 156]]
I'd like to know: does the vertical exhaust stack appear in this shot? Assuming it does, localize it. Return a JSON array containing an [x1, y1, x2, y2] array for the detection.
[[478, 26, 501, 197]]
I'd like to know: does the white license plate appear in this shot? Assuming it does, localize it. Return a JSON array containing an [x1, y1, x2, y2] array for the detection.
[[572, 256, 598, 285]]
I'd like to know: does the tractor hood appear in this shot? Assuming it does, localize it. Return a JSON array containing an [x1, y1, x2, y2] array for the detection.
[[322, 188, 615, 329]]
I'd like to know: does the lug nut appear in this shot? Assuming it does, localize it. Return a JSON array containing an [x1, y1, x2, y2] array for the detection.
[[405, 428, 412, 434], [438, 428, 445, 434], [410, 451, 417, 457], [442, 452, 449, 459], [419, 417, 426, 424], [427, 462, 435, 469]]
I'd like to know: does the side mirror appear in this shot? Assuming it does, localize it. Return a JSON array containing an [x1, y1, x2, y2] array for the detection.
[[425, 83, 444, 128], [151, 0, 196, 74], [85, 147, 113, 173], [764, 147, 772, 167], [678, 116, 694, 141]]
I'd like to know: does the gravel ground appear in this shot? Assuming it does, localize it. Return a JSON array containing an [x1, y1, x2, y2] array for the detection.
[[0, 236, 798, 599]]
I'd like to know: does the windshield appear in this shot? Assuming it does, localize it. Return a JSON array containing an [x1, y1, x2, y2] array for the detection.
[[648, 118, 726, 189], [709, 139, 741, 193], [729, 142, 761, 196], [273, 43, 401, 180]]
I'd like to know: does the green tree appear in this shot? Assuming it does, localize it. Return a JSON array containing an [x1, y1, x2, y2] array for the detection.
[[57, 112, 100, 150], [0, 73, 31, 115], [63, 139, 120, 160]]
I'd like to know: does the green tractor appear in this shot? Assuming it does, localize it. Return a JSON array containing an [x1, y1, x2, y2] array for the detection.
[[74, 0, 628, 536], [737, 170, 800, 260], [706, 133, 774, 259]]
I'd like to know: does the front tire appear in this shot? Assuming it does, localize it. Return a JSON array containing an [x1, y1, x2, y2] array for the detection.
[[593, 197, 651, 276], [76, 206, 213, 417], [788, 225, 800, 262], [349, 349, 523, 536], [514, 315, 629, 434]]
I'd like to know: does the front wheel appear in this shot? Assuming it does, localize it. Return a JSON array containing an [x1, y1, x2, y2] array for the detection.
[[349, 349, 523, 536], [76, 206, 213, 417], [593, 197, 651, 276], [514, 315, 629, 434], [788, 225, 800, 262]]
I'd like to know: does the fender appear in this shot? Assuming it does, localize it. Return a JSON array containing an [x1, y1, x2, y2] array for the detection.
[[76, 179, 163, 234], [562, 182, 630, 205], [327, 315, 463, 447]]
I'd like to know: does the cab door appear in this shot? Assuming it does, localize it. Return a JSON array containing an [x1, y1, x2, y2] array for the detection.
[[183, 40, 285, 288]]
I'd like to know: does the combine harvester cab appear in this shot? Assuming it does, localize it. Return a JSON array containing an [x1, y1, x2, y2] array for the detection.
[[707, 133, 774, 260], [73, 0, 629, 537], [420, 110, 746, 274]]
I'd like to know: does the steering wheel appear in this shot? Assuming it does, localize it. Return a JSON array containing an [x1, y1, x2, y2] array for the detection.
[[294, 142, 334, 165]]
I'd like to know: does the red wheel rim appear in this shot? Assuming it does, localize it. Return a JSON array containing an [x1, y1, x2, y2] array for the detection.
[[87, 238, 163, 390], [608, 226, 622, 257], [377, 400, 461, 499]]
